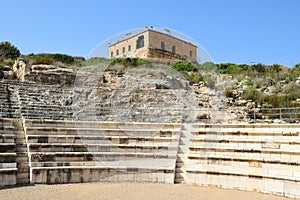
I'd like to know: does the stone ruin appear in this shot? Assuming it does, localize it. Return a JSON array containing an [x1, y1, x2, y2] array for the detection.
[[0, 64, 300, 199]]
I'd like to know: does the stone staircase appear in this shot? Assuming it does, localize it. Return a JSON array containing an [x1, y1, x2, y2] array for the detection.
[[174, 123, 193, 184], [0, 81, 22, 119], [0, 118, 17, 186], [14, 119, 30, 184]]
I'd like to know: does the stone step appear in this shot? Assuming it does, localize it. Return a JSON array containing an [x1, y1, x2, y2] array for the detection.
[[15, 138, 26, 143], [17, 178, 30, 184], [175, 168, 185, 173], [16, 152, 28, 157], [175, 172, 185, 178], [174, 177, 185, 184], [17, 172, 30, 179], [16, 156, 28, 162], [16, 142, 27, 147], [16, 148, 28, 153], [17, 166, 30, 173]]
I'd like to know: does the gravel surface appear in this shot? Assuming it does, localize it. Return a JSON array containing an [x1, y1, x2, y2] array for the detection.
[[0, 183, 292, 200]]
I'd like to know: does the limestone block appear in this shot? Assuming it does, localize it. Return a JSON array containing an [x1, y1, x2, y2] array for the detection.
[[268, 169, 293, 178], [264, 179, 284, 195], [270, 153, 281, 160], [164, 173, 174, 184], [290, 154, 300, 162], [280, 154, 291, 161], [209, 175, 223, 187], [246, 178, 259, 192], [3, 174, 16, 185], [284, 181, 300, 199], [89, 170, 100, 182]]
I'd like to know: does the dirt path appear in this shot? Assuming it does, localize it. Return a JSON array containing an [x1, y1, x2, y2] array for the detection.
[[0, 183, 292, 200]]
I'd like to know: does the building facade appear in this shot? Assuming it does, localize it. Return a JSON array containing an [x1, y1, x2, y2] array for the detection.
[[109, 29, 197, 61]]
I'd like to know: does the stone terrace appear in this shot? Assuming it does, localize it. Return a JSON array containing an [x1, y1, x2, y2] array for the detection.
[[25, 119, 181, 184], [178, 124, 300, 199]]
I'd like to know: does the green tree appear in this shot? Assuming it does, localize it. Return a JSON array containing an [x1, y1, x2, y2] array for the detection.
[[0, 41, 21, 61]]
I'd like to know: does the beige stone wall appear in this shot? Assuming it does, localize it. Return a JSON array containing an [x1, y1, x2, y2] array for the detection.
[[148, 30, 197, 59], [109, 31, 149, 59], [108, 30, 197, 61]]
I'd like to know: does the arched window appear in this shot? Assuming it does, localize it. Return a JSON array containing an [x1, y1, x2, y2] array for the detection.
[[136, 35, 144, 49], [116, 49, 119, 56], [172, 45, 176, 53], [190, 50, 193, 57], [122, 47, 125, 53], [111, 51, 113, 58], [161, 42, 165, 50]]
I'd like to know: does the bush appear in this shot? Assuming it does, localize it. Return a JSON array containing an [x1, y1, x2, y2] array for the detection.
[[216, 63, 250, 74], [252, 63, 266, 73], [110, 58, 147, 67], [35, 54, 54, 65], [24, 53, 85, 67], [0, 41, 21, 61], [225, 89, 235, 98], [189, 73, 203, 84], [172, 61, 195, 72], [203, 74, 216, 89], [243, 87, 259, 101]]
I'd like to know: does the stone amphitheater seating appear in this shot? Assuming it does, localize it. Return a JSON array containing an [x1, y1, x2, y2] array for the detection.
[[24, 119, 181, 184], [178, 124, 300, 199], [0, 118, 17, 186], [1, 79, 300, 198]]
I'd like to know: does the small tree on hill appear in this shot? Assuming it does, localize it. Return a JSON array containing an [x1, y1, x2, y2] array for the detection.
[[0, 41, 21, 61]]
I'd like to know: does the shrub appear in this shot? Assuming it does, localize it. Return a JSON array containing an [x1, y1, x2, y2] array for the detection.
[[243, 87, 259, 101], [0, 41, 21, 61], [203, 74, 216, 89], [172, 61, 195, 72], [252, 63, 266, 73], [110, 58, 147, 68], [35, 54, 54, 65], [189, 73, 203, 84], [25, 53, 85, 67], [225, 89, 235, 98]]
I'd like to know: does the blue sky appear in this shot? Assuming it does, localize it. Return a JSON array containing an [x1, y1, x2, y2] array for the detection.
[[1, 0, 299, 66]]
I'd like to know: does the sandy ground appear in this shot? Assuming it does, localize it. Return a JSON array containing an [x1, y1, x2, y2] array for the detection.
[[0, 183, 293, 200]]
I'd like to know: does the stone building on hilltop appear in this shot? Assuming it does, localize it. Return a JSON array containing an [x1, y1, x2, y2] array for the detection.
[[109, 27, 197, 61]]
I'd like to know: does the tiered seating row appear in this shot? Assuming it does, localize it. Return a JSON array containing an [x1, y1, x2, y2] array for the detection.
[[184, 124, 300, 199], [25, 120, 181, 184], [0, 118, 17, 186]]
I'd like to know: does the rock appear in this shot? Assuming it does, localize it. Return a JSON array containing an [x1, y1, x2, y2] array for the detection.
[[197, 113, 211, 119], [237, 100, 247, 106], [10, 59, 26, 81], [279, 80, 287, 84], [273, 119, 283, 124], [31, 64, 58, 71], [155, 83, 170, 89], [0, 66, 13, 79]]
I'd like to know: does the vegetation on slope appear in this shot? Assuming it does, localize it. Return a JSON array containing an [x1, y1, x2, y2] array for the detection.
[[1, 41, 300, 109]]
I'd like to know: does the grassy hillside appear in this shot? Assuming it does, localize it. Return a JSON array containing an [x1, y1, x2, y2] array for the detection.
[[1, 51, 300, 109]]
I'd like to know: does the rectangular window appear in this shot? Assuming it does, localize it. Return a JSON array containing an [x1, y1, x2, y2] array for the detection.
[[172, 45, 176, 53], [116, 49, 119, 56], [111, 51, 113, 58], [161, 42, 165, 50], [128, 45, 131, 51], [190, 50, 193, 57], [122, 47, 125, 53]]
